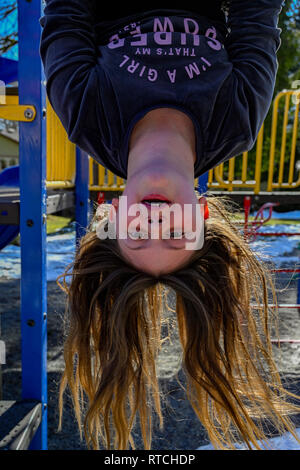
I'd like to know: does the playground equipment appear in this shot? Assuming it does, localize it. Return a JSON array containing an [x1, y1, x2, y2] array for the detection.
[[0, 0, 299, 451], [0, 0, 89, 450], [0, 165, 19, 250]]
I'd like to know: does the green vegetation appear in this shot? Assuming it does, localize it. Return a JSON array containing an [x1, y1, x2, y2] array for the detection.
[[10, 214, 73, 246], [46, 214, 73, 234]]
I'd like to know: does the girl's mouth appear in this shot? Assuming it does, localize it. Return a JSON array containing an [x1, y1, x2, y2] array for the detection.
[[141, 194, 171, 207]]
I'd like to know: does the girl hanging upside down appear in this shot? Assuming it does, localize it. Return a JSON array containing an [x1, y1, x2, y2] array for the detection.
[[39, 0, 300, 450]]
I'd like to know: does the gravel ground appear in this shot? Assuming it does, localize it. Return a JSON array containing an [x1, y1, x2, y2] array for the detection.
[[0, 254, 300, 450]]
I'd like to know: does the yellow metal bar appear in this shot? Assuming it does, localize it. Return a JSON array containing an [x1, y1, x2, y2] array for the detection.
[[65, 137, 75, 182], [46, 100, 51, 181], [219, 162, 224, 181], [0, 104, 36, 121], [98, 165, 105, 186], [46, 96, 76, 184], [46, 97, 53, 181], [62, 131, 66, 181], [241, 152, 248, 183], [267, 92, 283, 191], [278, 93, 290, 186], [116, 176, 125, 187], [213, 165, 226, 185], [46, 181, 75, 189], [228, 157, 235, 191], [57, 117, 62, 181], [89, 184, 125, 191], [107, 170, 114, 186], [208, 169, 214, 185], [254, 123, 264, 194], [271, 179, 300, 189], [56, 110, 62, 181], [89, 158, 94, 186], [1, 95, 19, 105], [288, 96, 299, 185], [207, 181, 256, 189]]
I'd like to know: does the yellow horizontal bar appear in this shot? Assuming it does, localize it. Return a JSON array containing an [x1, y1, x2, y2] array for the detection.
[[271, 179, 300, 189], [0, 104, 36, 121], [208, 182, 256, 188], [0, 95, 19, 105], [89, 185, 125, 191], [46, 181, 75, 189]]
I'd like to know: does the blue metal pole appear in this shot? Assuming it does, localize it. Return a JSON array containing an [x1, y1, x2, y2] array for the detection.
[[18, 0, 47, 450], [75, 148, 89, 246], [197, 172, 209, 195]]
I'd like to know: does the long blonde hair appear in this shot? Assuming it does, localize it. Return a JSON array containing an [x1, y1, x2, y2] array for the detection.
[[56, 193, 300, 450]]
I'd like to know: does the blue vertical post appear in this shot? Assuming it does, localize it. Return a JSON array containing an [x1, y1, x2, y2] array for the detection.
[[197, 172, 209, 195], [18, 0, 47, 450], [297, 276, 300, 307], [75, 148, 89, 245]]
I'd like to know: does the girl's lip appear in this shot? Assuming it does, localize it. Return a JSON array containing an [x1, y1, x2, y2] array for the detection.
[[141, 194, 171, 202]]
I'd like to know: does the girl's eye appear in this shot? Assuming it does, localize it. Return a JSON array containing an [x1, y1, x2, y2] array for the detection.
[[170, 231, 184, 239], [128, 231, 148, 240]]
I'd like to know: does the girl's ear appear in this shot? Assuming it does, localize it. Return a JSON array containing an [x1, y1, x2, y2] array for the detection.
[[198, 196, 209, 220], [109, 198, 119, 223]]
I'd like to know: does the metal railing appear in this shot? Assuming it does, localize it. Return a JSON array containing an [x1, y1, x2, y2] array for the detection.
[[45, 97, 76, 188], [1, 89, 299, 194], [207, 89, 300, 194], [88, 90, 300, 194], [267, 90, 300, 191], [207, 123, 265, 194]]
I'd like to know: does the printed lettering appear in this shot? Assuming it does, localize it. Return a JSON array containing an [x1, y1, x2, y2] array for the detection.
[[131, 34, 147, 46], [135, 48, 154, 56], [201, 57, 212, 71], [139, 65, 146, 77], [127, 60, 140, 73], [184, 18, 199, 35], [148, 69, 158, 82], [153, 17, 174, 32], [154, 32, 172, 45], [167, 69, 176, 83], [205, 27, 222, 51], [119, 55, 130, 68], [192, 35, 200, 46], [185, 62, 201, 79], [123, 23, 141, 35], [108, 35, 125, 49]]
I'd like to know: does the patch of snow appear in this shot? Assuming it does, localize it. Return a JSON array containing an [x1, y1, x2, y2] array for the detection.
[[197, 428, 300, 450]]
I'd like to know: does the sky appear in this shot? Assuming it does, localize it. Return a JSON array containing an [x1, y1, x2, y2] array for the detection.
[[0, 0, 18, 60]]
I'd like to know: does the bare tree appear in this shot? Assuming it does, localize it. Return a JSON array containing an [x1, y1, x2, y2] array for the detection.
[[0, 0, 17, 56]]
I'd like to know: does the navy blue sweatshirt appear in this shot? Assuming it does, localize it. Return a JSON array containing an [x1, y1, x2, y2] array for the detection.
[[39, 1, 284, 179]]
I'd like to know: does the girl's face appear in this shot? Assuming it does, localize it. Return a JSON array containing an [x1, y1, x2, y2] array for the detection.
[[110, 165, 207, 276]]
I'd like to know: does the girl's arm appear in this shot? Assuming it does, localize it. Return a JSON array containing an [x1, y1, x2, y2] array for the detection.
[[202, 0, 285, 173], [39, 0, 101, 147]]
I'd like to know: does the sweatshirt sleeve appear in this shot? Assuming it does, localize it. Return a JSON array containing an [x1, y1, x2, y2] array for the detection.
[[202, 0, 284, 172], [39, 0, 101, 145]]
